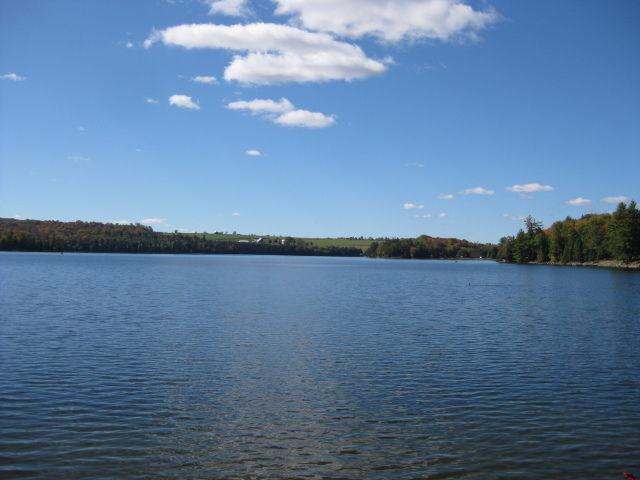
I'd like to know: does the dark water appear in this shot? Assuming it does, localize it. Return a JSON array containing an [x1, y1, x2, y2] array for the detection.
[[1, 253, 639, 479]]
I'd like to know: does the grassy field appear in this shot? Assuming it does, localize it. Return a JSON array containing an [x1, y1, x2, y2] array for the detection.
[[183, 232, 373, 252]]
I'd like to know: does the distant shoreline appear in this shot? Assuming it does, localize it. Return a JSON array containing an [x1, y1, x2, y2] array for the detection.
[[499, 259, 640, 271]]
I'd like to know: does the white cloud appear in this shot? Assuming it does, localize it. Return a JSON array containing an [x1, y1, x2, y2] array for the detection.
[[423, 214, 432, 218], [205, 0, 249, 16], [273, 0, 498, 43], [566, 197, 591, 207], [126, 41, 134, 48], [228, 97, 334, 128], [404, 202, 424, 210], [1, 72, 26, 81], [405, 162, 424, 168], [110, 220, 132, 225], [503, 213, 525, 221], [232, 212, 241, 216], [506, 183, 554, 193], [438, 212, 447, 217], [460, 187, 494, 196], [275, 109, 335, 128], [145, 23, 387, 84], [169, 94, 200, 110], [437, 193, 454, 200], [140, 218, 167, 225], [246, 149, 262, 156], [601, 196, 631, 205], [192, 75, 218, 84], [228, 98, 294, 114], [13, 215, 24, 220], [76, 126, 86, 133], [145, 98, 159, 104]]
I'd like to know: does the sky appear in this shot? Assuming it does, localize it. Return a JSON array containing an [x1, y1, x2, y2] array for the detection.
[[0, 0, 639, 242]]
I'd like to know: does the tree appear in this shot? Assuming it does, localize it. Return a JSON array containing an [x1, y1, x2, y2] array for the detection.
[[608, 202, 639, 262]]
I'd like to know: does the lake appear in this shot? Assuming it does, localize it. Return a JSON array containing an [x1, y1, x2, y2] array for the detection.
[[1, 252, 639, 479]]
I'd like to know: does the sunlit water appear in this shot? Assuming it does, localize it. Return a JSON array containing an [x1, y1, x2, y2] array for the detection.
[[1, 252, 639, 479]]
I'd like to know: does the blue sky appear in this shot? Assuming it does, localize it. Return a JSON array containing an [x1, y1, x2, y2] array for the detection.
[[1, 0, 638, 242]]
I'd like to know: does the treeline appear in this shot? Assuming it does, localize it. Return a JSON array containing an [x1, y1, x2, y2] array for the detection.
[[0, 219, 362, 257], [365, 235, 497, 259], [497, 201, 640, 264]]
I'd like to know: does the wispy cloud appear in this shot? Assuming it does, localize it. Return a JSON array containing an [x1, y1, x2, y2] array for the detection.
[[192, 75, 218, 84], [110, 220, 132, 225], [405, 162, 424, 168], [245, 149, 262, 156], [460, 187, 494, 196], [566, 197, 591, 207], [506, 183, 554, 193], [438, 212, 447, 218], [145, 98, 159, 104], [232, 212, 241, 216], [140, 218, 168, 225], [205, 0, 250, 16], [403, 202, 424, 210], [1, 72, 26, 81], [503, 213, 525, 221], [169, 94, 200, 110], [437, 193, 454, 200], [76, 126, 86, 133], [601, 195, 631, 205], [228, 98, 294, 114], [67, 155, 91, 163], [227, 97, 334, 128]]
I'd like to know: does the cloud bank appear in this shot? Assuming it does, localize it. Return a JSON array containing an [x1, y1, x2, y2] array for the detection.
[[145, 23, 387, 84]]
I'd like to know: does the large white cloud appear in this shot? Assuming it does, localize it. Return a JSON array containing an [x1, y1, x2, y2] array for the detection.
[[227, 97, 335, 128], [145, 23, 386, 84], [274, 0, 498, 42], [506, 183, 554, 193]]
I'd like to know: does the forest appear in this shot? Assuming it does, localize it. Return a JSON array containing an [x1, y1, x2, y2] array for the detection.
[[3, 202, 639, 264], [0, 219, 362, 257], [496, 201, 640, 264], [364, 235, 498, 259]]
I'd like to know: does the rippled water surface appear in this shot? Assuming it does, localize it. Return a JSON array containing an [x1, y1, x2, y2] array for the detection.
[[1, 253, 639, 479]]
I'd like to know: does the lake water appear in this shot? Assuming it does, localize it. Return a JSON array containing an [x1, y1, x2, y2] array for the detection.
[[1, 252, 639, 479]]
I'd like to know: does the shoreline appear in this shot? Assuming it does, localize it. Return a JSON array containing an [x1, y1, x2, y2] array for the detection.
[[513, 259, 640, 271]]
